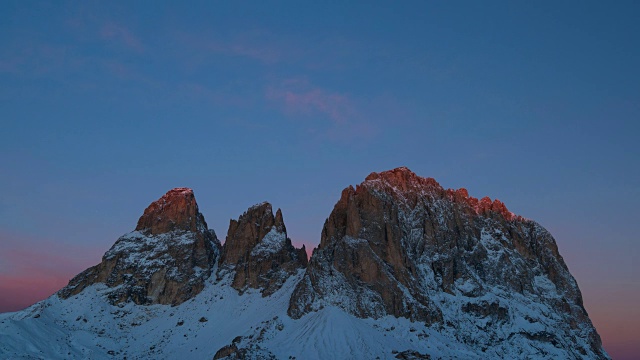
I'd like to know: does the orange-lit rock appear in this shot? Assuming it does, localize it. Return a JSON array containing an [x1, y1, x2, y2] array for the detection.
[[289, 167, 605, 358], [219, 202, 307, 296], [59, 188, 220, 305]]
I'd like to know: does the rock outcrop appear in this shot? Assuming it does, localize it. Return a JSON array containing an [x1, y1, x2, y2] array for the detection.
[[59, 188, 220, 305], [289, 167, 606, 359], [2, 171, 611, 359], [135, 187, 208, 234], [219, 202, 307, 296]]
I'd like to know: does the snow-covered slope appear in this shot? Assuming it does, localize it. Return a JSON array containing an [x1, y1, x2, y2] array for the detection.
[[1, 269, 586, 360], [0, 269, 461, 359], [0, 169, 610, 359], [1, 268, 300, 359]]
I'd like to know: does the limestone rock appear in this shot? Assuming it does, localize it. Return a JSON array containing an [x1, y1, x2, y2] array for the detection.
[[219, 202, 307, 296], [135, 187, 206, 234], [289, 167, 606, 358], [59, 188, 220, 305]]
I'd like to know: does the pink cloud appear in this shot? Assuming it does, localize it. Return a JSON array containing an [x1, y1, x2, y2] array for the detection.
[[177, 31, 284, 65], [268, 88, 354, 124], [265, 78, 378, 141], [175, 30, 372, 71], [100, 22, 144, 53], [266, 78, 356, 124]]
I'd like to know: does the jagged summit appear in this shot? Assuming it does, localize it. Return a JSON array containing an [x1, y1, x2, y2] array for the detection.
[[365, 166, 442, 190], [219, 202, 307, 296], [135, 187, 208, 235], [220, 202, 278, 266], [289, 167, 606, 358], [59, 187, 220, 305], [364, 167, 518, 221], [2, 174, 608, 359]]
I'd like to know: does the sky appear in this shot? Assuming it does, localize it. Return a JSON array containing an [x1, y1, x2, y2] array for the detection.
[[0, 1, 638, 358]]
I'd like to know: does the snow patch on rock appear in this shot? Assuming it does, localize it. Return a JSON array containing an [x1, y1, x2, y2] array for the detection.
[[250, 228, 286, 257]]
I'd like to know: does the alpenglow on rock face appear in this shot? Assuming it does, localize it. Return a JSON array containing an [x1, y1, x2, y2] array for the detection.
[[2, 169, 609, 359], [218, 202, 308, 296], [289, 167, 607, 358], [59, 188, 221, 305]]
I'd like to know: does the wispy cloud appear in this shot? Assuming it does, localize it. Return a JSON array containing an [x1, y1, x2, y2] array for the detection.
[[177, 30, 288, 65], [177, 30, 369, 71], [265, 78, 377, 141], [100, 22, 144, 53], [266, 78, 356, 124]]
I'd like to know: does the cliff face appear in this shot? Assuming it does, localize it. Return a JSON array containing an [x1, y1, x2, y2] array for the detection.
[[46, 171, 608, 359], [289, 167, 606, 358], [59, 188, 220, 305], [218, 202, 307, 296]]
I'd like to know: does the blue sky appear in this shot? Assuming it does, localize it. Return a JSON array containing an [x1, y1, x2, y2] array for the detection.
[[1, 1, 639, 358]]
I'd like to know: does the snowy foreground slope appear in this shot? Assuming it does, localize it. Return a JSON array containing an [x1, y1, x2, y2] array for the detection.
[[1, 270, 596, 360], [0, 270, 504, 360], [0, 169, 609, 359]]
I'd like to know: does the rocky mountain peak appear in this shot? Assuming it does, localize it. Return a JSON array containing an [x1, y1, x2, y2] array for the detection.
[[7, 173, 609, 360], [275, 208, 286, 233], [220, 202, 276, 266], [364, 168, 518, 221], [135, 187, 207, 235], [364, 166, 442, 192], [59, 188, 220, 305], [289, 167, 606, 358], [219, 202, 307, 296]]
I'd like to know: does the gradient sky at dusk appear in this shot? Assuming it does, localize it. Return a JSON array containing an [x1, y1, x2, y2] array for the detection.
[[1, 1, 638, 358]]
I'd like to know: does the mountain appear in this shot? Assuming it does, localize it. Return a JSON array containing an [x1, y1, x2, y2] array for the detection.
[[218, 201, 307, 296], [59, 188, 221, 305], [0, 169, 609, 359], [289, 167, 606, 358]]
